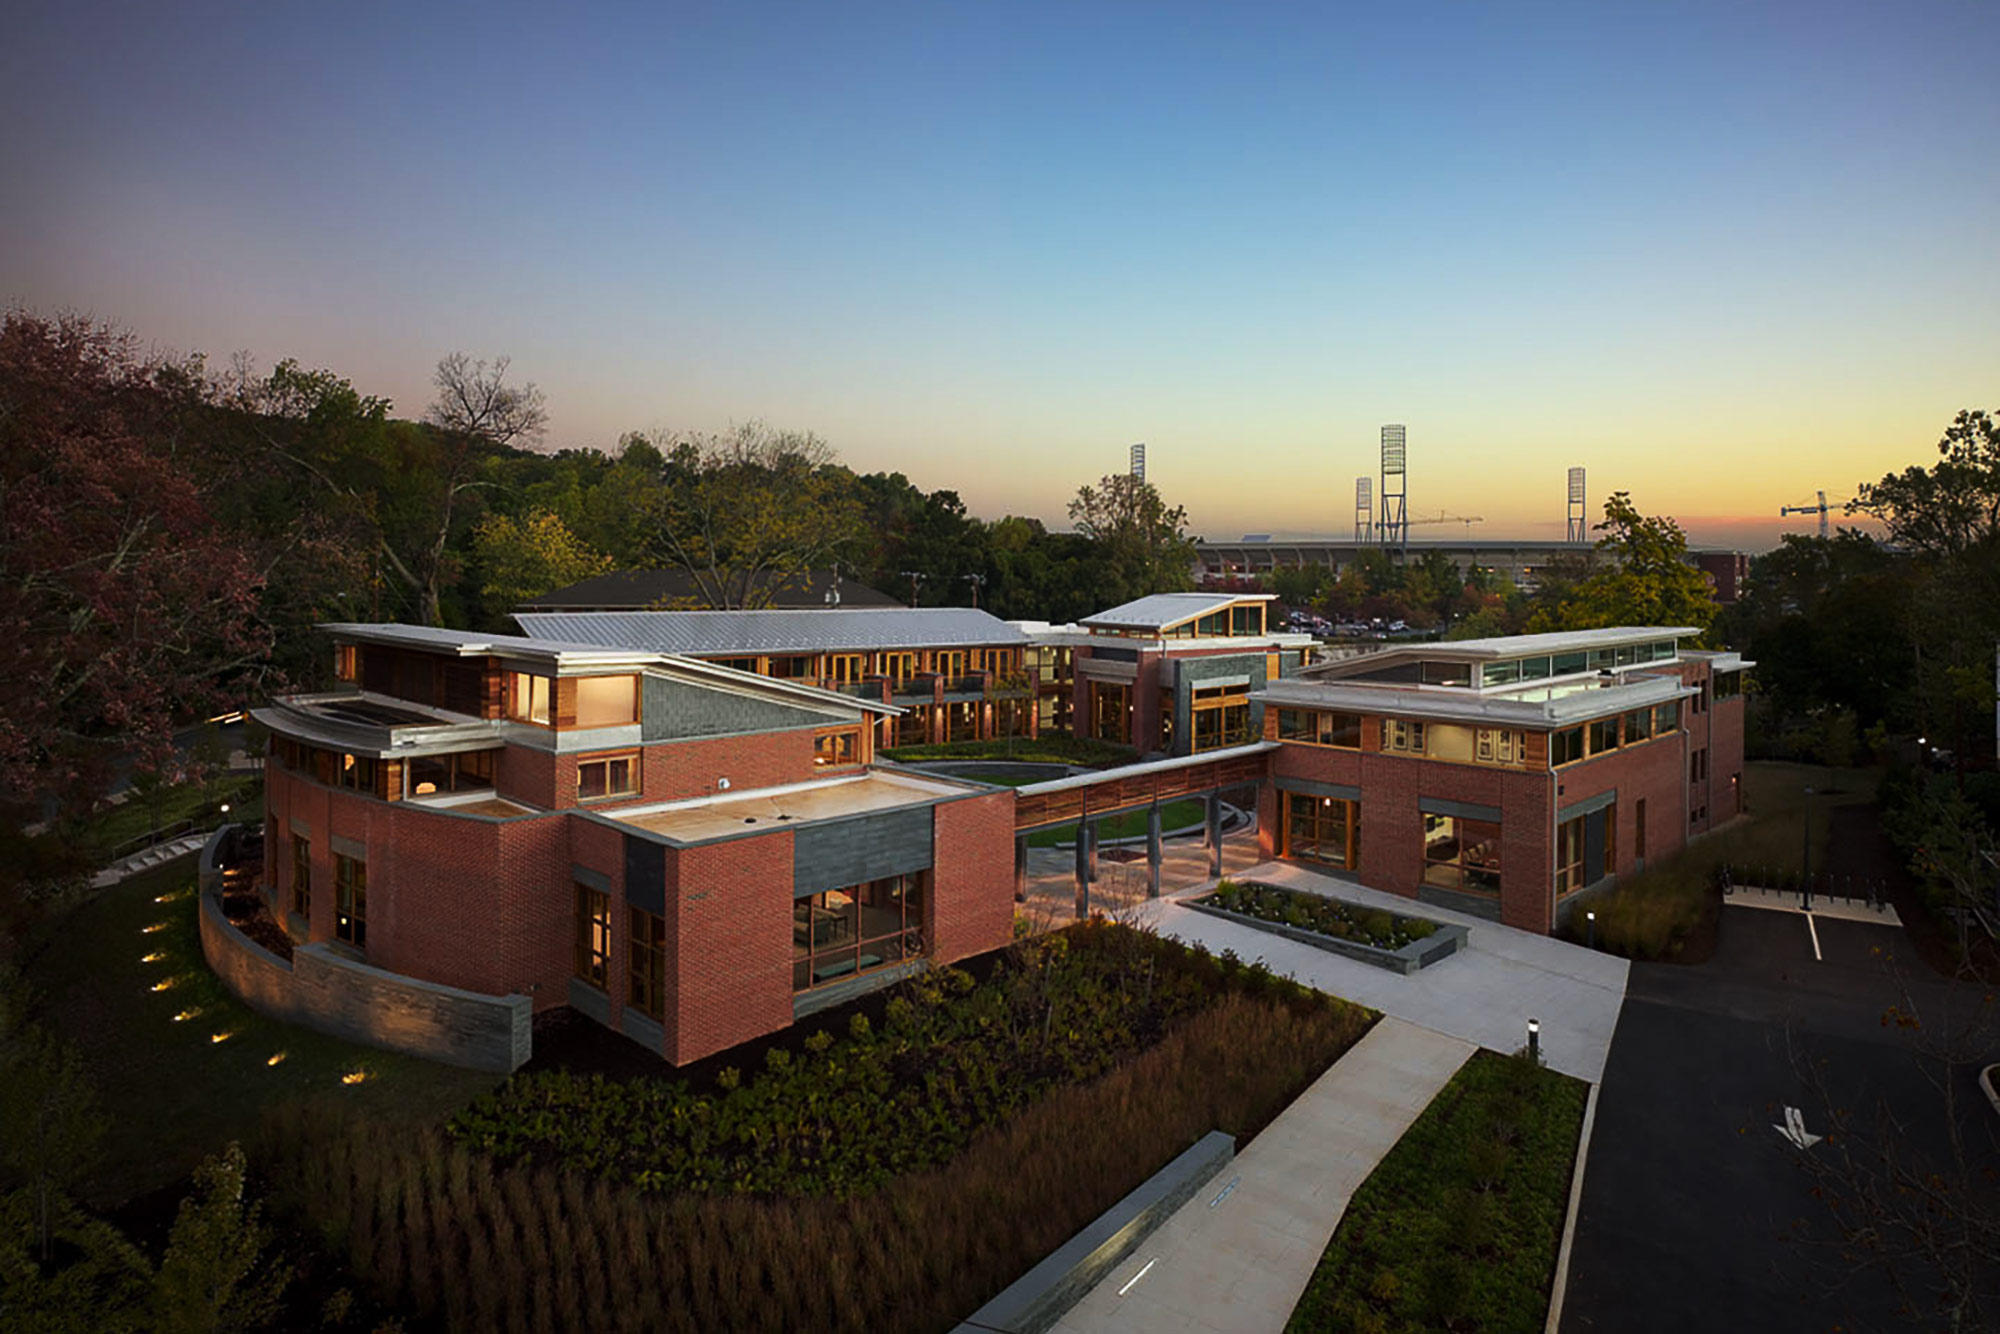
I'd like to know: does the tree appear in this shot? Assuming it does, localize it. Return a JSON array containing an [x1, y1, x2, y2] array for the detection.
[[1850, 409, 2000, 560], [424, 353, 547, 450], [0, 1025, 108, 1264], [0, 312, 267, 813], [643, 422, 866, 609], [1066, 473, 1197, 605], [150, 1142, 290, 1334], [1534, 492, 1717, 636], [470, 509, 613, 626]]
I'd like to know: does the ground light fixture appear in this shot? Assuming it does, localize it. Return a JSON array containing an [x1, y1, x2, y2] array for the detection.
[[1527, 1016, 1541, 1064], [266, 1052, 287, 1067], [141, 952, 165, 964], [210, 1031, 233, 1044], [341, 1070, 369, 1086], [174, 1008, 201, 1023], [1586, 910, 1596, 949]]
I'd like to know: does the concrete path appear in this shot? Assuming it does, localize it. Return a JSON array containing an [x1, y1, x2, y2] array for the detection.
[[1053, 1017, 1475, 1334], [1131, 861, 1630, 1083]]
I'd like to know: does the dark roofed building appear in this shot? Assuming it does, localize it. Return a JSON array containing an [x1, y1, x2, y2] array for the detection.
[[519, 568, 903, 612]]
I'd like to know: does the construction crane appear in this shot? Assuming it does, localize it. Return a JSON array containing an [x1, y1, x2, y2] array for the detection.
[[1780, 490, 1849, 540], [1405, 511, 1485, 534]]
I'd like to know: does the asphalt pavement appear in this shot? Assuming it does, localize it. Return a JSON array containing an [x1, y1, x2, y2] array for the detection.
[[1561, 907, 2000, 1333]]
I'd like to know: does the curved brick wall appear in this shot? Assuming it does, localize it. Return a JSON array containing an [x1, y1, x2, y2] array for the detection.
[[197, 835, 530, 1073]]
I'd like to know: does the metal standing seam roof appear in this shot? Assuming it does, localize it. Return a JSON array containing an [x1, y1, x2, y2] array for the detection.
[[514, 608, 1029, 657], [1080, 592, 1277, 631]]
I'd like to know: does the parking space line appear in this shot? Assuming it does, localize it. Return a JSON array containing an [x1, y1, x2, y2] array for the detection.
[[1805, 912, 1822, 962]]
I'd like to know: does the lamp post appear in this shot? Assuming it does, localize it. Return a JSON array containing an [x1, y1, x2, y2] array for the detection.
[[1527, 1017, 1540, 1065], [1802, 786, 1815, 910]]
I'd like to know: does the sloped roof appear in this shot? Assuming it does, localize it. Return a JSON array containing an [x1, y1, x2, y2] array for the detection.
[[1081, 592, 1276, 632], [518, 568, 901, 611], [515, 607, 1027, 656]]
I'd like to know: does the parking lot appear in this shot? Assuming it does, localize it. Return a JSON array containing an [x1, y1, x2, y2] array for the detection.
[[1561, 906, 1999, 1333]]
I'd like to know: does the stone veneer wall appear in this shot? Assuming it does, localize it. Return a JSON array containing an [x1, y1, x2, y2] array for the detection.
[[197, 839, 530, 1073]]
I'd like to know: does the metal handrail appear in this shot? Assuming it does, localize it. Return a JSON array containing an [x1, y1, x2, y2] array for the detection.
[[109, 816, 196, 863]]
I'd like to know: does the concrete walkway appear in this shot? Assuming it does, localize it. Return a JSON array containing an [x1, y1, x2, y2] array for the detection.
[[1053, 1017, 1475, 1334], [1131, 861, 1630, 1083]]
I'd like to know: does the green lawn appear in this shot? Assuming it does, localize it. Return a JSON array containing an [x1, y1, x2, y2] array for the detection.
[[22, 860, 498, 1206], [1024, 798, 1207, 848], [75, 772, 264, 865], [1286, 1050, 1588, 1334], [883, 735, 1139, 767]]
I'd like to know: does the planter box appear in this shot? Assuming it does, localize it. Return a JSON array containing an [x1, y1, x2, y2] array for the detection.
[[1184, 892, 1468, 975]]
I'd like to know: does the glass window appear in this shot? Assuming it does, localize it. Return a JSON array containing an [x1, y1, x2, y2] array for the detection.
[[1555, 815, 1586, 895], [1482, 659, 1521, 687], [574, 675, 638, 728], [1386, 719, 1426, 753], [1714, 670, 1743, 700], [578, 752, 639, 800], [767, 655, 813, 679], [1552, 651, 1588, 675], [1519, 656, 1552, 681], [1421, 661, 1473, 687], [814, 729, 860, 768], [1589, 648, 1617, 671], [1653, 701, 1681, 734], [1615, 645, 1639, 667], [1588, 718, 1619, 754], [1475, 729, 1523, 764], [628, 907, 667, 1020], [291, 835, 311, 917], [335, 852, 366, 947], [1285, 793, 1358, 869], [793, 874, 926, 991], [1423, 815, 1502, 895], [509, 673, 552, 725], [1624, 709, 1652, 743], [1651, 640, 1676, 661], [574, 884, 610, 988], [1552, 727, 1585, 766], [714, 657, 759, 674]]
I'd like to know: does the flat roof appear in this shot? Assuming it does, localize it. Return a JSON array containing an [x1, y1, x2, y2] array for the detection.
[[607, 769, 973, 845], [1081, 592, 1277, 632], [322, 622, 667, 673], [515, 607, 1027, 656]]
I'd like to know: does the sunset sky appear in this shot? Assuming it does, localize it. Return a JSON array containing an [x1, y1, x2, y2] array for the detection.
[[4, 2, 1995, 551]]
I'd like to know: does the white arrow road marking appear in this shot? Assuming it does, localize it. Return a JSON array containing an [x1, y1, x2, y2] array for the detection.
[[1773, 1105, 1822, 1150]]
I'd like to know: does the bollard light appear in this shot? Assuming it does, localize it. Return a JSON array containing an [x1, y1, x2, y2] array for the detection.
[[220, 803, 230, 815], [1586, 910, 1597, 950], [1527, 1017, 1541, 1064]]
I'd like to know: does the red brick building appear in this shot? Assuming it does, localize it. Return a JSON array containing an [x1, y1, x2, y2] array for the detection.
[[1254, 627, 1750, 934], [254, 624, 1016, 1066]]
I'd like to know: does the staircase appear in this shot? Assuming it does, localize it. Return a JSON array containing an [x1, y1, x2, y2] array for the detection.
[[90, 830, 213, 889]]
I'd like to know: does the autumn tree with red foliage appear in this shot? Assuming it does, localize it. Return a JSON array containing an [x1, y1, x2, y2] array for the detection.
[[0, 312, 267, 816]]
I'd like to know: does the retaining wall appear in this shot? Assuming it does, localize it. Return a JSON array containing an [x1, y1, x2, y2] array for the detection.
[[197, 828, 530, 1072]]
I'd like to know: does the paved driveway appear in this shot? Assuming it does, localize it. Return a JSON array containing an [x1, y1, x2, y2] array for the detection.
[[1132, 861, 1629, 1083], [1561, 907, 1999, 1333]]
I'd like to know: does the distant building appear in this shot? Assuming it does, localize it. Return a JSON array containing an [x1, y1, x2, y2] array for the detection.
[[1693, 552, 1750, 604], [519, 568, 902, 612]]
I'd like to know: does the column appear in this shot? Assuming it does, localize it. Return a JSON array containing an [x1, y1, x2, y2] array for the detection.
[[1147, 803, 1163, 898], [1014, 832, 1027, 903], [1206, 792, 1223, 878]]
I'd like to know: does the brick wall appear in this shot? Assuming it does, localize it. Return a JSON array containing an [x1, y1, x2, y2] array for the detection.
[[1710, 696, 1746, 821], [930, 791, 1017, 965], [670, 832, 796, 1064]]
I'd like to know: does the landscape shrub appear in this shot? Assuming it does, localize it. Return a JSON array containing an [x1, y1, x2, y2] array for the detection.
[[1285, 1050, 1586, 1334], [260, 925, 1376, 1334], [1200, 881, 1439, 951]]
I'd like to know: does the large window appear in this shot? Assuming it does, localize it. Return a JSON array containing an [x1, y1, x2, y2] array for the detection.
[[1714, 670, 1743, 700], [1555, 816, 1585, 895], [628, 907, 667, 1020], [1551, 727, 1585, 766], [1555, 810, 1615, 895], [1423, 815, 1501, 895], [574, 885, 610, 988], [1653, 701, 1680, 734], [1191, 689, 1251, 753], [578, 752, 639, 800], [1285, 793, 1359, 869], [574, 675, 638, 728], [793, 874, 925, 991], [814, 729, 860, 768], [1623, 709, 1652, 744], [1474, 729, 1524, 765], [407, 748, 497, 798], [291, 835, 311, 917], [1091, 683, 1131, 744], [334, 853, 366, 947], [878, 652, 916, 684], [1277, 709, 1361, 748], [1587, 718, 1619, 755], [509, 673, 553, 725]]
